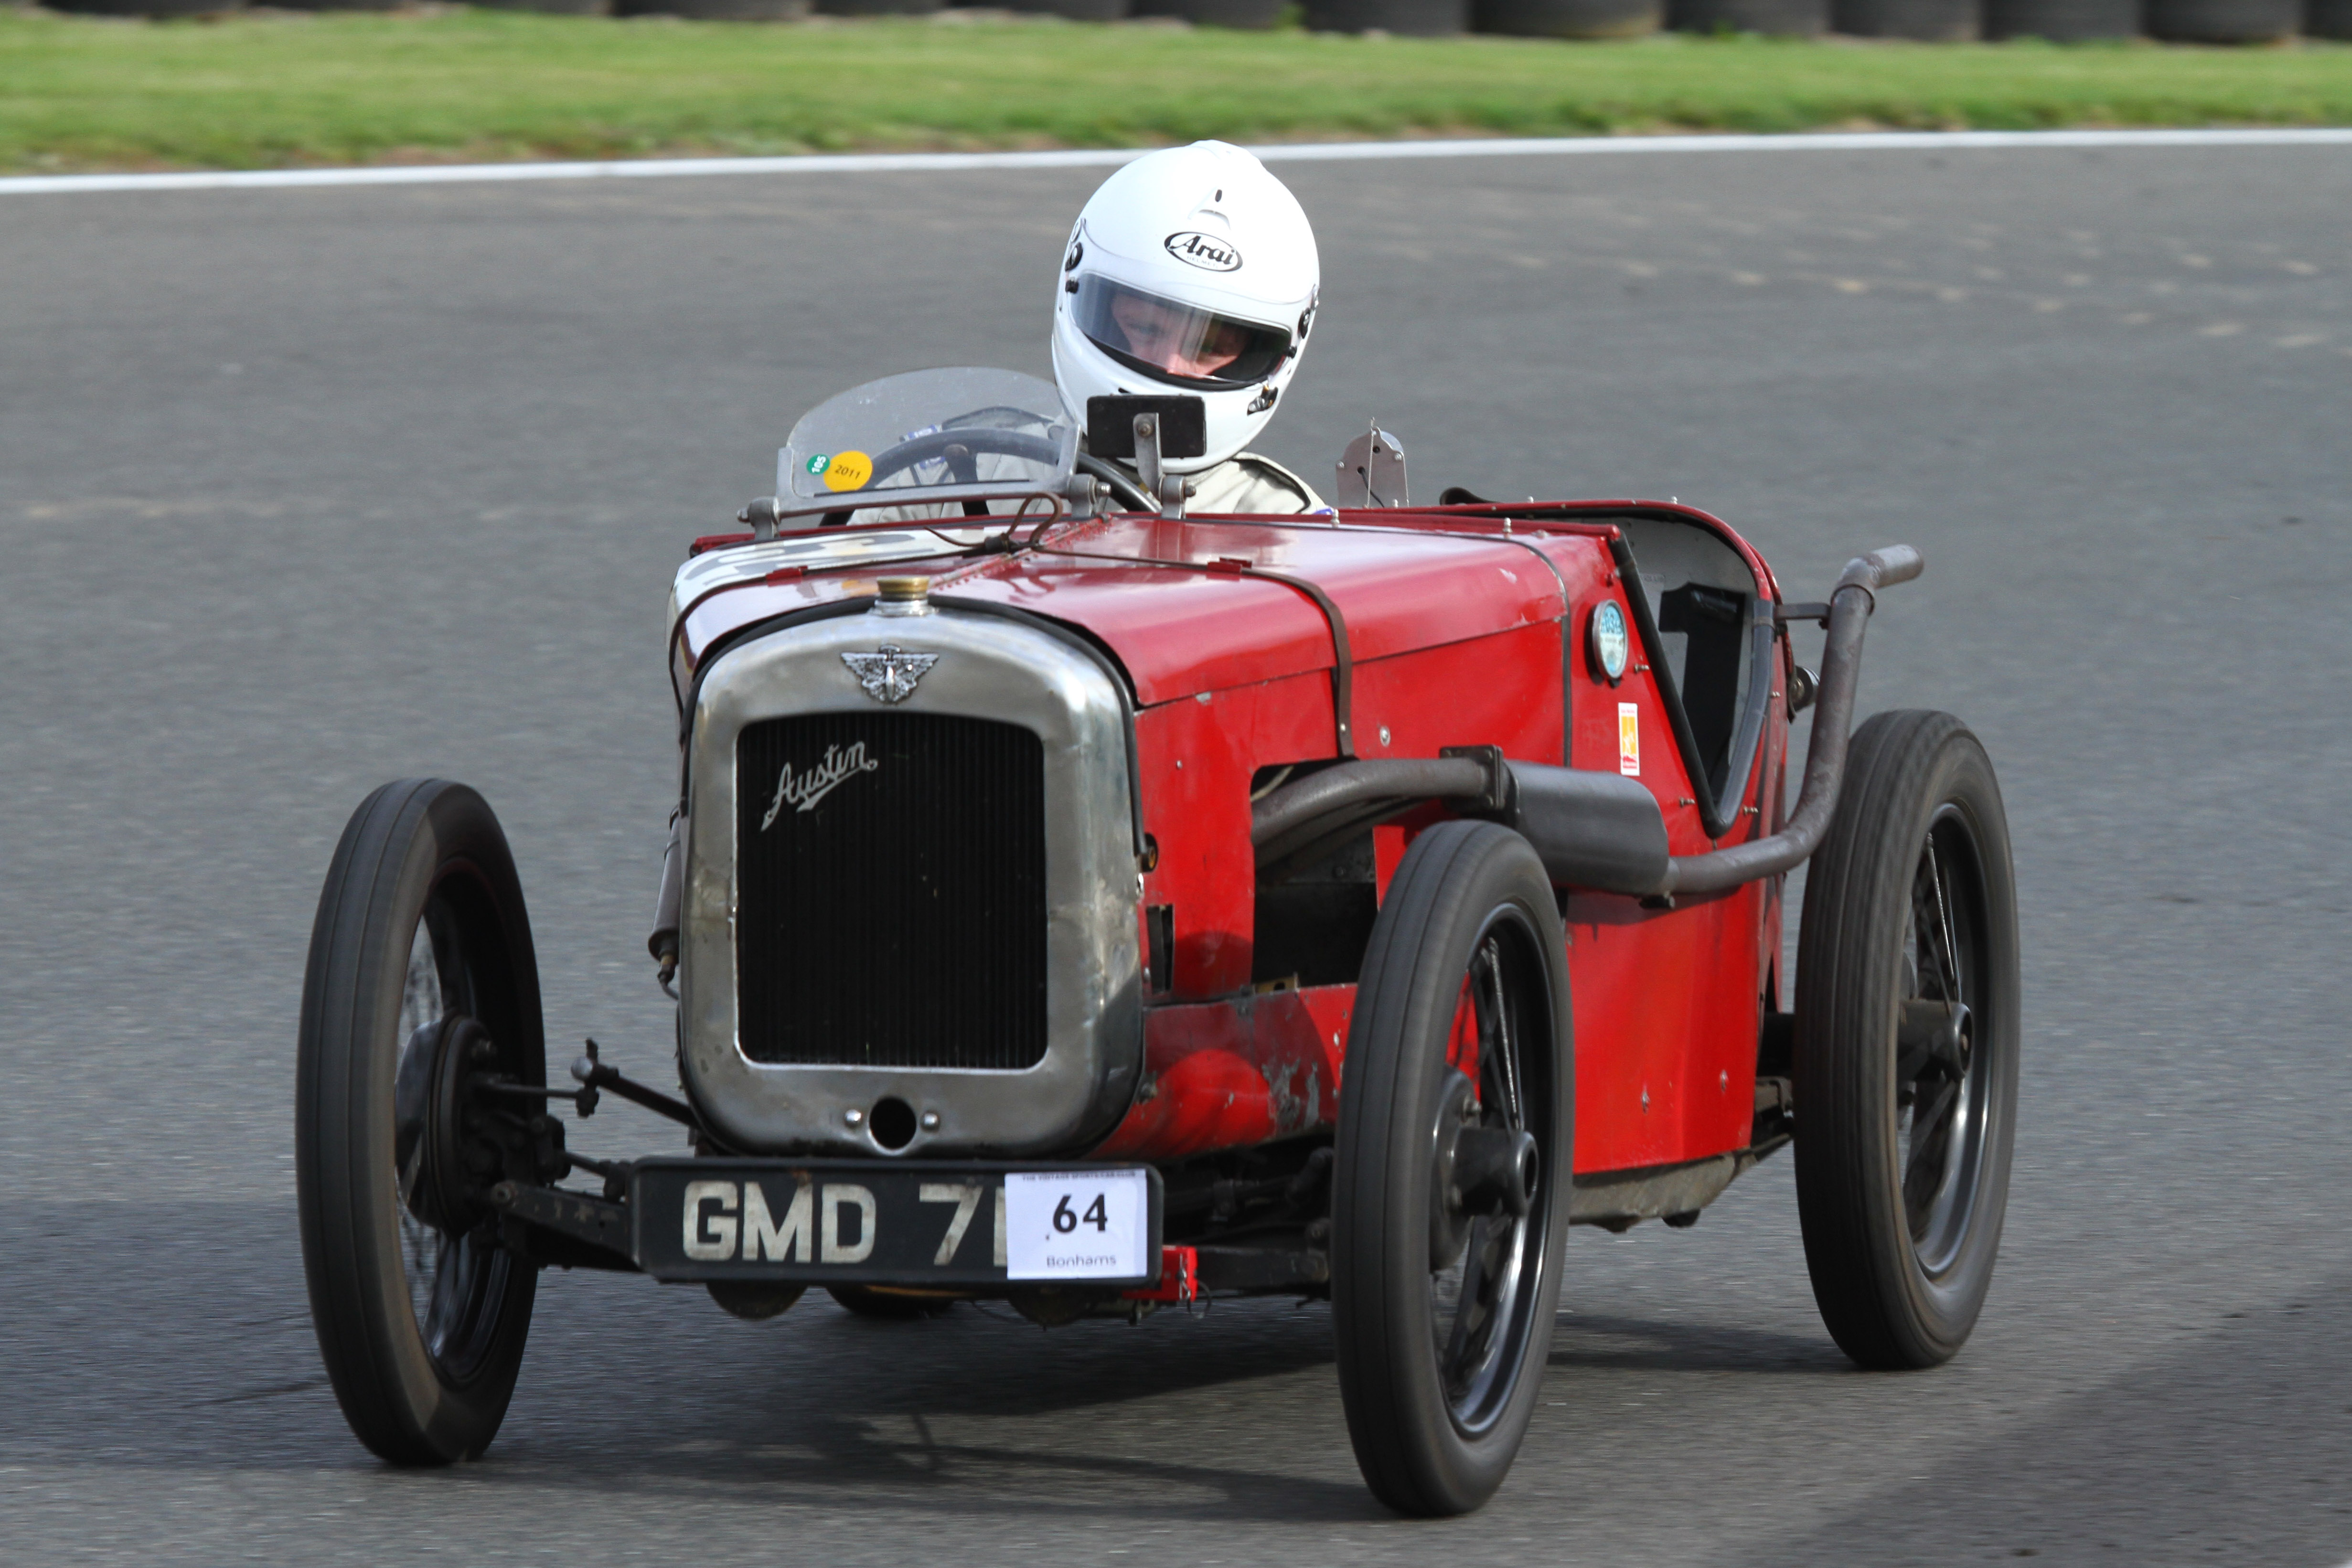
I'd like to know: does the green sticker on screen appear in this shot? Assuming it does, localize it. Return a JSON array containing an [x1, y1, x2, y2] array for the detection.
[[805, 453, 832, 478]]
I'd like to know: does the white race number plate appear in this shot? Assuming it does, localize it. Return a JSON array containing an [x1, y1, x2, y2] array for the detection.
[[1003, 1168, 1149, 1281]]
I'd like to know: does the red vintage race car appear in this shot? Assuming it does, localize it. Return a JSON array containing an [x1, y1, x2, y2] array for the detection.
[[296, 367, 2020, 1516]]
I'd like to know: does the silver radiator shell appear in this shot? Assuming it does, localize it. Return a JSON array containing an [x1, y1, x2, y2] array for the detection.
[[678, 604, 1143, 1157]]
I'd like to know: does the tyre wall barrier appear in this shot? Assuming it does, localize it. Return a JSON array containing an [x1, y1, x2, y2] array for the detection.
[[39, 0, 2336, 34], [46, 0, 240, 13], [1475, 0, 1663, 36], [1304, 0, 1470, 32], [1668, 0, 1828, 34], [617, 0, 813, 14], [2146, 0, 2295, 34], [1983, 0, 2138, 34], [1004, 0, 1132, 17], [1834, 0, 1980, 36], [1130, 0, 1290, 22]]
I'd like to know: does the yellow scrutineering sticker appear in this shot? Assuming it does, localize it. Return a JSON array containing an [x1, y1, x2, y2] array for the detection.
[[823, 449, 874, 493], [1618, 702, 1641, 778]]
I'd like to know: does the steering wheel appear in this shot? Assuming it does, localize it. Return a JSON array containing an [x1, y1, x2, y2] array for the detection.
[[818, 426, 1066, 528]]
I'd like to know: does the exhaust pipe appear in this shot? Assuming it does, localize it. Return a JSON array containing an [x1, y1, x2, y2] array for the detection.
[[1657, 544, 1921, 896]]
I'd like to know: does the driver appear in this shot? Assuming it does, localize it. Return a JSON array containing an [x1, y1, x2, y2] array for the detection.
[[1053, 142, 1327, 514]]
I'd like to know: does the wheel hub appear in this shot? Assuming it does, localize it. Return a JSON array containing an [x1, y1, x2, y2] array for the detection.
[[1428, 1072, 1476, 1261], [1429, 1071, 1539, 1263], [393, 1015, 497, 1235], [1895, 998, 1973, 1099], [1454, 1127, 1539, 1219]]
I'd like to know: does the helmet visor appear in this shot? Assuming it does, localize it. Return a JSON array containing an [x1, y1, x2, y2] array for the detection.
[[1071, 275, 1293, 388]]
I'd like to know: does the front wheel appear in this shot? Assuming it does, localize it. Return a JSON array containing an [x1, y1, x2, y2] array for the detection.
[[1794, 711, 2021, 1369], [297, 779, 545, 1464], [1332, 821, 1573, 1517]]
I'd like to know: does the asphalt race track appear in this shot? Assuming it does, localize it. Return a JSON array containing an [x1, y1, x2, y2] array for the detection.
[[3, 140, 2349, 1567]]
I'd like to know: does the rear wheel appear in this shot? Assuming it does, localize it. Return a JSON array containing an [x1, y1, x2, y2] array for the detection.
[[1333, 821, 1572, 1517], [1795, 712, 2020, 1369], [297, 779, 545, 1464]]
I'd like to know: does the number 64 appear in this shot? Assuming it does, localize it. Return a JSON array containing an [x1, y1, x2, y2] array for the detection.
[[1052, 1193, 1110, 1234]]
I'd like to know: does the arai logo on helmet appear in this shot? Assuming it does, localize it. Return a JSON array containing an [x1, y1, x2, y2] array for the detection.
[[1164, 232, 1242, 272]]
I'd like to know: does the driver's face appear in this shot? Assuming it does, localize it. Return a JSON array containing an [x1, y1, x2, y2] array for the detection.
[[1110, 290, 1249, 379]]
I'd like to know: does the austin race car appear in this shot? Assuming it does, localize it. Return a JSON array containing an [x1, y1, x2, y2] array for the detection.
[[296, 366, 2020, 1515]]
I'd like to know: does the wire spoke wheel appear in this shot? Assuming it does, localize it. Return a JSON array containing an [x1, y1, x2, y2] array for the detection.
[[1894, 810, 1996, 1274], [299, 779, 545, 1464], [392, 910, 529, 1383], [1795, 712, 2020, 1370], [1335, 821, 1572, 1517], [1426, 930, 1546, 1428]]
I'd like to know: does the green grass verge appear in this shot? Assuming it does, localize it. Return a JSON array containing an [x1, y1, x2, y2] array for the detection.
[[1, 5, 2347, 173]]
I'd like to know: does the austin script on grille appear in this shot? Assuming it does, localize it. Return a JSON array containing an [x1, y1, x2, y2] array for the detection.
[[759, 741, 880, 829]]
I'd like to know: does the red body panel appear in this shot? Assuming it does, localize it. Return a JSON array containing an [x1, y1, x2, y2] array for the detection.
[[681, 502, 1793, 1182], [1552, 538, 1787, 1172], [1093, 986, 1355, 1162]]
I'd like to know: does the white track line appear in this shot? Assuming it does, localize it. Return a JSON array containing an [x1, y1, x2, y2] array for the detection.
[[4, 127, 2349, 197]]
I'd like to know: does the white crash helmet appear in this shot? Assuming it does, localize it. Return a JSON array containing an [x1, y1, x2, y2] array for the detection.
[[1052, 141, 1320, 475]]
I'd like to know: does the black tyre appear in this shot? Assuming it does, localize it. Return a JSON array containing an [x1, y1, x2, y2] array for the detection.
[[1983, 0, 2138, 38], [2145, 0, 2295, 36], [1002, 0, 1130, 17], [1832, 0, 1979, 36], [1124, 0, 1289, 20], [1669, 0, 1828, 32], [45, 0, 237, 16], [1794, 712, 2019, 1370], [1129, 0, 1287, 22], [613, 0, 812, 16], [1475, 0, 1662, 34], [1303, 0, 1469, 31], [298, 779, 545, 1464], [1333, 821, 1572, 1517]]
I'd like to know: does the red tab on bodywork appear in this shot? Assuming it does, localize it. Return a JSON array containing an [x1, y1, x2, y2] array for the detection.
[[1124, 1245, 1200, 1304]]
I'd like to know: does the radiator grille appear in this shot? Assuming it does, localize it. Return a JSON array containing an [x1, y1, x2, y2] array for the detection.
[[734, 711, 1048, 1069]]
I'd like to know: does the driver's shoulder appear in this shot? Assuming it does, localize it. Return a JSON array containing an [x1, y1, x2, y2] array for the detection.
[[1197, 452, 1327, 514]]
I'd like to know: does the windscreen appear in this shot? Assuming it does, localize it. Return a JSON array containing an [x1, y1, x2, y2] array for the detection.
[[778, 367, 1076, 506]]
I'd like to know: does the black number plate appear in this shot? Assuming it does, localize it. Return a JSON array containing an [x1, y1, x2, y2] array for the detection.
[[631, 1158, 1164, 1288]]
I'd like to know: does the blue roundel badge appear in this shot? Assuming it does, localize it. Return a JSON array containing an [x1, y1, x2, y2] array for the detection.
[[1589, 600, 1630, 684]]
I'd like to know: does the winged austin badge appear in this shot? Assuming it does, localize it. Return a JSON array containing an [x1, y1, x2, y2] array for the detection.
[[841, 645, 938, 704]]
